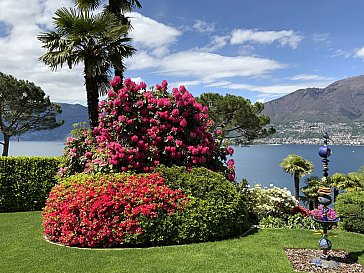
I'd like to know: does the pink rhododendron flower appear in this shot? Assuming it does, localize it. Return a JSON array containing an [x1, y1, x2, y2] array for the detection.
[[180, 119, 187, 127], [108, 90, 116, 97], [114, 76, 121, 84], [227, 159, 235, 166], [171, 109, 179, 117], [162, 80, 168, 88]]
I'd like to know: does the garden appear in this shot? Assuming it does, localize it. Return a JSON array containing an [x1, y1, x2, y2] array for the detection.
[[0, 78, 363, 273]]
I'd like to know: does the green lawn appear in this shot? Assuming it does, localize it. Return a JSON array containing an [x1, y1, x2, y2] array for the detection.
[[0, 212, 363, 273]]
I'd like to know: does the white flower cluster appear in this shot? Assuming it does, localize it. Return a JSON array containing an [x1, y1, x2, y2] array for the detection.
[[247, 184, 298, 221]]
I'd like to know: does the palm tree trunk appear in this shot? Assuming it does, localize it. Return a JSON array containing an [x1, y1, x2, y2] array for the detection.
[[84, 61, 100, 129], [333, 188, 339, 203], [1, 132, 10, 156], [294, 172, 300, 200], [108, 0, 126, 79]]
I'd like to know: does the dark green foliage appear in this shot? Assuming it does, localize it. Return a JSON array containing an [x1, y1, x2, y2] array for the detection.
[[0, 157, 61, 212], [335, 191, 364, 234], [154, 165, 250, 244], [196, 93, 275, 145], [0, 72, 63, 156]]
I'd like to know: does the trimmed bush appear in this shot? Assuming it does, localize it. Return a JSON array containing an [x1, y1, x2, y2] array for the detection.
[[335, 191, 364, 234], [43, 166, 250, 247], [155, 165, 250, 243], [0, 156, 60, 212], [42, 173, 188, 247]]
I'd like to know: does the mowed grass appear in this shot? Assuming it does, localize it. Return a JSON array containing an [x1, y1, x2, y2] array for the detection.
[[0, 212, 363, 273]]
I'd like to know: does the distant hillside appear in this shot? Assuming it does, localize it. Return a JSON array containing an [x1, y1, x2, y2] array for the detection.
[[263, 75, 364, 123], [17, 103, 88, 142]]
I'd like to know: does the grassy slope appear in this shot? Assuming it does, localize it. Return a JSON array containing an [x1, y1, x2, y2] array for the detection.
[[0, 212, 363, 273]]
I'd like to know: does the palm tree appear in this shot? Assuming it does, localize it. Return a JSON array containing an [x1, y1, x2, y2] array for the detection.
[[329, 172, 349, 202], [280, 154, 314, 200], [38, 7, 135, 128], [301, 176, 321, 209], [75, 0, 142, 77], [346, 171, 364, 192]]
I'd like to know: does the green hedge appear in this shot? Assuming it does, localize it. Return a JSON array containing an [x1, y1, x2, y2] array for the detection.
[[154, 165, 250, 244], [0, 157, 61, 212], [335, 191, 364, 234]]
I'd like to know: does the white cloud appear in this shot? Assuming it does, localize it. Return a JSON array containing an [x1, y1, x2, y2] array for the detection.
[[332, 49, 353, 58], [130, 77, 144, 83], [355, 47, 364, 59], [0, 0, 86, 103], [290, 74, 334, 81], [193, 19, 215, 33], [127, 51, 285, 81], [169, 80, 203, 87], [128, 12, 182, 56], [230, 28, 303, 49], [207, 81, 330, 96], [256, 98, 268, 103], [198, 35, 228, 52], [127, 51, 159, 70], [312, 33, 331, 45]]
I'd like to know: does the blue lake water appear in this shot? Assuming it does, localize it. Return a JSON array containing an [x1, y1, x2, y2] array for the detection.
[[5, 141, 364, 194]]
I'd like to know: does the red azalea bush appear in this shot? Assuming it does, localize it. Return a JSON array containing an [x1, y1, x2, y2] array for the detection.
[[42, 173, 188, 247], [291, 205, 310, 217], [61, 77, 235, 180]]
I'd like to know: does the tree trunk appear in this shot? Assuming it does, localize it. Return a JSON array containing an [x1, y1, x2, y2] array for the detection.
[[109, 0, 125, 80], [84, 64, 100, 129], [333, 188, 339, 203], [1, 132, 10, 156], [294, 172, 300, 200]]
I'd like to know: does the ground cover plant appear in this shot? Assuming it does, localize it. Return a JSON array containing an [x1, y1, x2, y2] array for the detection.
[[1, 211, 363, 273]]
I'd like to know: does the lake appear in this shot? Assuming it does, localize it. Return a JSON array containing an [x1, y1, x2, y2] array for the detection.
[[5, 141, 364, 194]]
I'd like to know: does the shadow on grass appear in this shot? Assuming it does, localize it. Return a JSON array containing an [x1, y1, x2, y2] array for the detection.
[[239, 225, 259, 238], [349, 249, 364, 262]]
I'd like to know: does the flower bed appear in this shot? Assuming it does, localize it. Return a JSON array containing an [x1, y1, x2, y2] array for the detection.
[[42, 173, 188, 247]]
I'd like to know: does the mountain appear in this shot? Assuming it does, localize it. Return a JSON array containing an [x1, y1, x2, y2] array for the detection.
[[17, 103, 89, 142], [262, 75, 364, 144], [263, 75, 364, 123]]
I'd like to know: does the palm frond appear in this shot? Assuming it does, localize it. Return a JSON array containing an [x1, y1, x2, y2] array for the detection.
[[75, 0, 100, 11]]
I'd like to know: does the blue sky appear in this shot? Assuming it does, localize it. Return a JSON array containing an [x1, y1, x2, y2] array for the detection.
[[1, 0, 364, 104]]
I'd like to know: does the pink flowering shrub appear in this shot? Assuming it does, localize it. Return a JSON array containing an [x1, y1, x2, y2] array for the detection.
[[59, 123, 96, 176], [310, 205, 337, 221], [64, 78, 235, 180], [42, 173, 188, 247]]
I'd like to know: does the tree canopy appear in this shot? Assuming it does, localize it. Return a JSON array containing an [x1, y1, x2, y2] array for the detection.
[[196, 93, 275, 145], [38, 6, 135, 128], [75, 0, 142, 78], [0, 72, 63, 156], [280, 154, 314, 200]]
